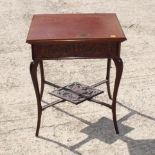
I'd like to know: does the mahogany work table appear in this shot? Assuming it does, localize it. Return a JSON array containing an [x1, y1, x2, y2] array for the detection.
[[26, 14, 126, 137]]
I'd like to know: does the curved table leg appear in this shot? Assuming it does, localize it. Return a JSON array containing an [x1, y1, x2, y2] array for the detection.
[[106, 58, 112, 99], [30, 61, 42, 137], [112, 58, 123, 134], [40, 60, 45, 99]]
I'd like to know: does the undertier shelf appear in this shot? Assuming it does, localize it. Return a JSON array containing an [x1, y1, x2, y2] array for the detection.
[[51, 82, 103, 104]]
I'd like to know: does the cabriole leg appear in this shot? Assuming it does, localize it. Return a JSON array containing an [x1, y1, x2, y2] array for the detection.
[[40, 60, 45, 99], [112, 58, 123, 134], [30, 61, 42, 137], [106, 58, 112, 99]]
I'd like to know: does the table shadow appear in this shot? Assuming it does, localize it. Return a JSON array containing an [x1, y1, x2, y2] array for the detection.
[[38, 101, 155, 155]]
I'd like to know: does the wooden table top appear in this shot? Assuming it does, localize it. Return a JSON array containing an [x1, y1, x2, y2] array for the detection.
[[26, 14, 126, 44]]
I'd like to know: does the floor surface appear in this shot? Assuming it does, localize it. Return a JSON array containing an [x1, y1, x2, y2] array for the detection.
[[0, 0, 155, 154]]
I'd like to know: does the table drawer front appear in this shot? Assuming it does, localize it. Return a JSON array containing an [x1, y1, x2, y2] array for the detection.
[[32, 43, 118, 59]]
